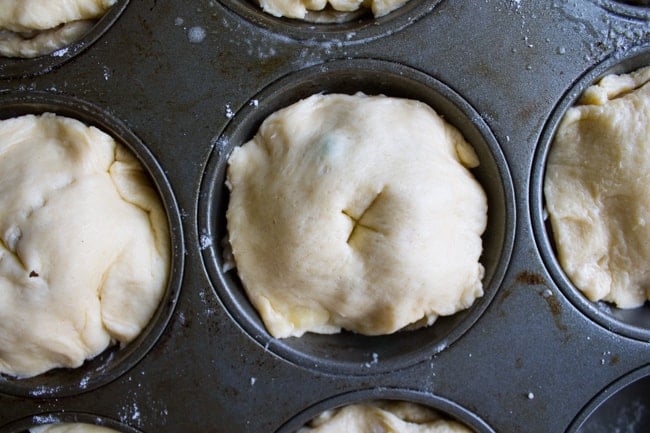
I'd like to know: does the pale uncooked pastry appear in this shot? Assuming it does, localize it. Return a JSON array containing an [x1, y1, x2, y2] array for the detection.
[[0, 0, 117, 58], [297, 401, 473, 433], [259, 0, 408, 20], [227, 93, 487, 338], [0, 113, 170, 378], [31, 424, 120, 433], [0, 21, 93, 58], [545, 65, 650, 308]]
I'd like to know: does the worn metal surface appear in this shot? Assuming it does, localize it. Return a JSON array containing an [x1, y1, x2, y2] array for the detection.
[[0, 1, 649, 432]]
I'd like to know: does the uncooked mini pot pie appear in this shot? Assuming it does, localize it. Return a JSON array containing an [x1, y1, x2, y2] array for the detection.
[[0, 112, 170, 378], [226, 92, 487, 338]]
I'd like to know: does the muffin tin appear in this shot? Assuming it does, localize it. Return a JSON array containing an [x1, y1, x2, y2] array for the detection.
[[0, 0, 649, 432]]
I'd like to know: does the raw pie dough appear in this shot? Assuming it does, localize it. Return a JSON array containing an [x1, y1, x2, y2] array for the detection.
[[227, 93, 487, 338], [297, 401, 473, 433], [545, 65, 650, 308], [259, 0, 409, 20], [31, 424, 120, 433], [0, 0, 117, 58], [0, 113, 170, 378]]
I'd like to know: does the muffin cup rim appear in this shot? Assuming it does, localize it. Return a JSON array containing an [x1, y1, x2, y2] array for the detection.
[[273, 387, 497, 433], [199, 57, 515, 376], [565, 363, 650, 433], [214, 0, 442, 44], [0, 411, 143, 433], [592, 0, 650, 20]]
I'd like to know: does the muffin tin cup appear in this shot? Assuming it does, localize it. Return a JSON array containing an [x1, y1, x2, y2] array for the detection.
[[0, 92, 185, 399], [275, 388, 496, 433], [567, 364, 650, 432], [218, 0, 442, 43], [0, 412, 141, 433], [531, 45, 650, 343], [0, 0, 130, 80], [199, 57, 515, 375]]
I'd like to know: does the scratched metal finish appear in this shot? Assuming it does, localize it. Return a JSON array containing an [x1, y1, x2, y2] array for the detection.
[[0, 1, 649, 432]]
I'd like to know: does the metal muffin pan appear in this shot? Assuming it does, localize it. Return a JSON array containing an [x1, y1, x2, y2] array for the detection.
[[0, 1, 648, 432]]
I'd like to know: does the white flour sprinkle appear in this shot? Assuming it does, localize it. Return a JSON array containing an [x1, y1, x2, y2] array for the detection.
[[32, 415, 59, 425], [433, 340, 448, 354], [79, 374, 91, 388], [51, 47, 68, 57], [211, 135, 229, 157], [30, 385, 59, 397], [199, 289, 215, 316], [364, 352, 379, 368], [225, 104, 235, 119], [120, 400, 142, 426], [188, 26, 207, 44], [199, 230, 213, 250]]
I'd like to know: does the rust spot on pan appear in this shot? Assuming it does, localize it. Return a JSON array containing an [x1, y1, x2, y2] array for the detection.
[[515, 271, 546, 286], [543, 294, 562, 317]]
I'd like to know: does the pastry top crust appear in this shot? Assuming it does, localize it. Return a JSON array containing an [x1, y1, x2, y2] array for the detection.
[[545, 66, 650, 308], [227, 93, 486, 338], [0, 0, 117, 58], [0, 113, 169, 378], [0, 0, 117, 32]]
